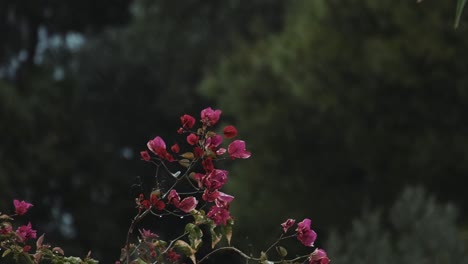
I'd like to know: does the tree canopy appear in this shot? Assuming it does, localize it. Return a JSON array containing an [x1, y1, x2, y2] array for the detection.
[[200, 0, 468, 249]]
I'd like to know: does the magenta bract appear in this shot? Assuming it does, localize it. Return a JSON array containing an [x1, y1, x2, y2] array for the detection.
[[296, 218, 317, 247], [16, 222, 37, 242], [223, 125, 238, 139], [308, 248, 330, 264], [207, 206, 231, 226], [281, 218, 296, 233], [13, 200, 33, 216], [201, 107, 222, 126], [177, 197, 198, 213], [180, 114, 196, 129], [228, 140, 251, 159]]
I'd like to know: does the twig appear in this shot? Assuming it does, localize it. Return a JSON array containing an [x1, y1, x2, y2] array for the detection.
[[197, 246, 310, 264], [125, 208, 151, 264]]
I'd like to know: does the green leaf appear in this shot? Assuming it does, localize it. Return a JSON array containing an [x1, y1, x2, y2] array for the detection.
[[455, 0, 467, 28], [132, 258, 149, 264], [180, 152, 195, 160], [174, 240, 196, 264], [209, 223, 222, 248], [276, 246, 288, 258], [2, 248, 11, 258], [17, 252, 34, 264], [185, 223, 203, 249], [178, 159, 191, 168], [224, 219, 234, 245]]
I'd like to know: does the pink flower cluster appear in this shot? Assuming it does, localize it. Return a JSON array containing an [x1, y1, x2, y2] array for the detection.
[[16, 222, 37, 242], [281, 218, 330, 264], [141, 107, 250, 164], [123, 107, 329, 264], [138, 107, 251, 226], [167, 190, 198, 213], [0, 200, 37, 245]]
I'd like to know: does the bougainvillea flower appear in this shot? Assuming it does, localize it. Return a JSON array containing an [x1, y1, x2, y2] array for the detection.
[[228, 140, 251, 159], [23, 245, 31, 252], [201, 107, 222, 126], [180, 114, 196, 129], [0, 224, 12, 234], [141, 200, 151, 209], [139, 229, 159, 241], [308, 248, 330, 264], [13, 200, 33, 216], [202, 189, 219, 202], [187, 133, 198, 145], [166, 249, 181, 262], [205, 135, 222, 150], [281, 218, 296, 233], [167, 189, 181, 207], [202, 158, 214, 173], [194, 147, 204, 158], [215, 192, 234, 208], [150, 194, 166, 210], [164, 152, 175, 162], [203, 169, 228, 191], [223, 125, 238, 138], [296, 218, 317, 247], [140, 151, 151, 161], [171, 144, 180, 154], [177, 197, 198, 213], [207, 206, 231, 226], [147, 136, 167, 158], [16, 222, 37, 241], [167, 190, 197, 213], [192, 173, 205, 188]]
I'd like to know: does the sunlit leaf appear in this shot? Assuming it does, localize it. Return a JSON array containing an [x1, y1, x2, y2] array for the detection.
[[2, 249, 11, 258], [276, 246, 288, 258], [178, 159, 191, 168], [224, 219, 234, 245], [191, 210, 208, 225], [210, 224, 222, 248], [455, 0, 467, 28], [180, 152, 195, 160], [174, 240, 197, 264], [185, 223, 203, 249]]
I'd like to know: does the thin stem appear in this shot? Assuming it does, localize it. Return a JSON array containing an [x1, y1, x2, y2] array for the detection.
[[162, 161, 195, 199], [264, 232, 296, 254], [264, 233, 284, 254], [178, 190, 203, 195], [198, 246, 310, 264], [162, 232, 189, 254], [198, 247, 260, 263], [125, 208, 151, 264]]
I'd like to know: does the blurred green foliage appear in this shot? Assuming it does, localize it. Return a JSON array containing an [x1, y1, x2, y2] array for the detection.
[[200, 0, 468, 250], [327, 187, 468, 264], [456, 0, 467, 28]]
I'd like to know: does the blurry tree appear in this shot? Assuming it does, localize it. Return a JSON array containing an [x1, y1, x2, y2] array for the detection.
[[0, 0, 131, 85], [327, 187, 468, 264], [200, 0, 468, 250]]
